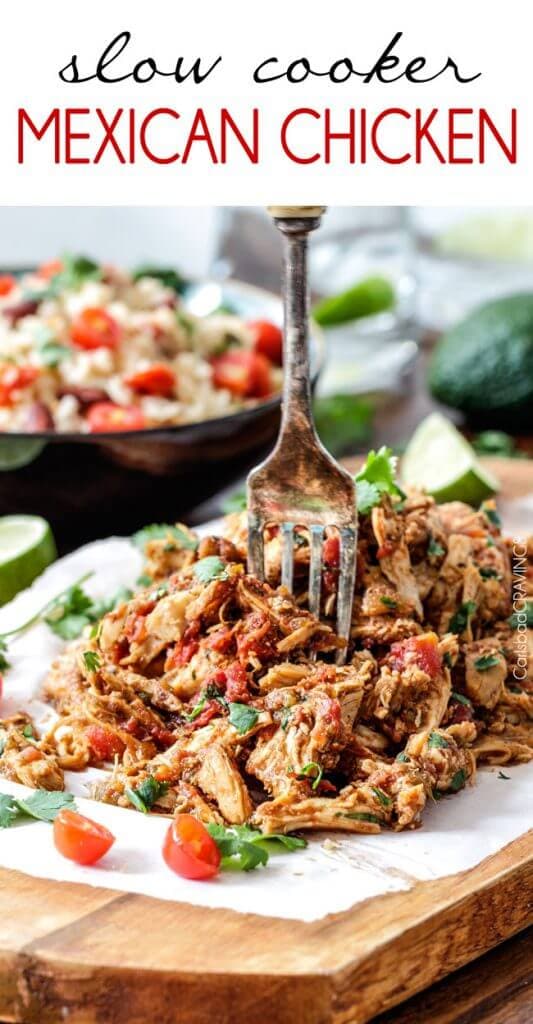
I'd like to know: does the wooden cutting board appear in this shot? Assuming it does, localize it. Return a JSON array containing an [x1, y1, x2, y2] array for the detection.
[[0, 458, 531, 1024]]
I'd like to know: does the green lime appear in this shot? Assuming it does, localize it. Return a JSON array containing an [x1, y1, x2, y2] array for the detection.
[[313, 275, 395, 327], [401, 413, 500, 505], [0, 439, 46, 471], [0, 516, 57, 606]]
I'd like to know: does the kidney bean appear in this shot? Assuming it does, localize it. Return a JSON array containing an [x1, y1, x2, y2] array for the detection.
[[57, 386, 108, 407], [22, 401, 54, 432], [2, 299, 39, 324]]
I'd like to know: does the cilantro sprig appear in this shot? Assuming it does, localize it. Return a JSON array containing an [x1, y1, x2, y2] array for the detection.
[[473, 653, 500, 672], [355, 447, 406, 515], [206, 823, 306, 872], [448, 601, 477, 635], [0, 789, 76, 828], [192, 557, 228, 584]]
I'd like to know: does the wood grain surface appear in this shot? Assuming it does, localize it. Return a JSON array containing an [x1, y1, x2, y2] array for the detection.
[[0, 830, 530, 1024], [0, 458, 531, 1024]]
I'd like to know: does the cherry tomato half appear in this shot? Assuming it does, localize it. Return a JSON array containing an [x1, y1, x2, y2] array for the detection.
[[0, 275, 16, 297], [125, 363, 176, 397], [0, 365, 39, 406], [211, 350, 272, 399], [87, 402, 146, 433], [85, 725, 125, 762], [248, 320, 283, 365], [53, 809, 115, 866], [70, 307, 122, 351], [162, 813, 221, 880]]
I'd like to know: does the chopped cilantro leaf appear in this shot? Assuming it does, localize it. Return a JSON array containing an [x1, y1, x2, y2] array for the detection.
[[21, 725, 34, 739], [428, 731, 449, 749], [192, 556, 228, 584], [82, 651, 100, 673], [380, 595, 397, 609], [451, 691, 473, 707], [370, 786, 392, 807], [473, 654, 500, 672], [428, 536, 445, 558], [299, 762, 324, 790], [126, 776, 168, 813], [449, 769, 467, 793], [136, 574, 152, 589], [481, 502, 501, 529], [228, 703, 259, 735], [132, 266, 188, 293], [0, 639, 11, 673], [479, 566, 500, 580], [396, 752, 410, 763], [338, 812, 383, 825], [448, 601, 477, 635]]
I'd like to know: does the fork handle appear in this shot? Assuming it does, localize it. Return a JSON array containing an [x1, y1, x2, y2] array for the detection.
[[270, 207, 325, 444]]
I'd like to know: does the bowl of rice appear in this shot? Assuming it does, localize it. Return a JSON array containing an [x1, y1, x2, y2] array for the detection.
[[0, 256, 324, 474]]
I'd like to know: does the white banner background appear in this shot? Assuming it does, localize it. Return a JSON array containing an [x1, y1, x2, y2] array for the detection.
[[0, 0, 530, 204]]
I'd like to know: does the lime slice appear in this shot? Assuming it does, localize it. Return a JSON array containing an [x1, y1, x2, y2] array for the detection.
[[0, 439, 46, 471], [0, 516, 57, 606], [401, 413, 500, 505], [313, 275, 395, 327]]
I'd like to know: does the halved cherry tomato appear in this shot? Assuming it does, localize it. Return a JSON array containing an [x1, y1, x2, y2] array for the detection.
[[54, 808, 115, 866], [0, 275, 16, 297], [0, 365, 39, 406], [248, 319, 283, 365], [162, 813, 220, 880], [87, 402, 146, 433], [85, 725, 125, 762], [37, 259, 63, 280], [211, 350, 272, 399], [390, 633, 442, 679], [70, 307, 122, 350], [125, 363, 176, 397]]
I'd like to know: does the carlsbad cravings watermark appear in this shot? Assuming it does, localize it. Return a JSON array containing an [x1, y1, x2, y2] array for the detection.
[[510, 540, 530, 682]]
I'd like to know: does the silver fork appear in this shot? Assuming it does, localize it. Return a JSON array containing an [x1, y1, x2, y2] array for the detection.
[[247, 206, 357, 664]]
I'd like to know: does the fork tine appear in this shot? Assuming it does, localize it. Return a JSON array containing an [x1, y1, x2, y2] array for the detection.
[[247, 514, 265, 580], [308, 525, 324, 619], [336, 527, 357, 665], [280, 523, 295, 591]]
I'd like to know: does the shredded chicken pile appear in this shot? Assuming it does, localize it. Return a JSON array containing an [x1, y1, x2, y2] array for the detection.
[[3, 492, 531, 836]]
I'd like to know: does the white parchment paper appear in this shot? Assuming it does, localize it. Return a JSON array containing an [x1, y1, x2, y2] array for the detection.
[[0, 517, 531, 922]]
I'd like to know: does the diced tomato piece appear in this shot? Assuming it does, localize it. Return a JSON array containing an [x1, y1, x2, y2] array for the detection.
[[0, 365, 39, 406], [54, 809, 115, 866], [125, 363, 176, 398], [211, 350, 272, 398], [150, 725, 176, 747], [85, 725, 125, 762], [70, 307, 122, 350], [389, 633, 442, 679], [190, 701, 220, 729], [87, 402, 146, 433], [377, 541, 396, 559], [0, 275, 16, 297], [224, 662, 250, 703], [37, 259, 63, 281], [162, 813, 220, 880], [0, 675, 3, 700], [207, 626, 235, 654], [321, 696, 342, 728], [248, 320, 283, 365], [166, 622, 201, 669], [323, 535, 340, 567], [237, 612, 275, 662]]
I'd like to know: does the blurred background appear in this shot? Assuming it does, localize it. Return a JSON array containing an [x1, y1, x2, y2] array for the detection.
[[1, 205, 532, 550]]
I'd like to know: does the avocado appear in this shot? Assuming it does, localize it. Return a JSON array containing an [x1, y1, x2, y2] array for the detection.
[[429, 294, 533, 427]]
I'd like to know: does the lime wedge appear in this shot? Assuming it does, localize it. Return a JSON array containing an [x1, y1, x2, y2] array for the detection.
[[0, 516, 57, 606], [313, 275, 395, 327], [0, 439, 46, 471], [401, 413, 500, 505]]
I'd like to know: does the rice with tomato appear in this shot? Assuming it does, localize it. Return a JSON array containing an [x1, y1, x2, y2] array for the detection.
[[0, 257, 283, 433]]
